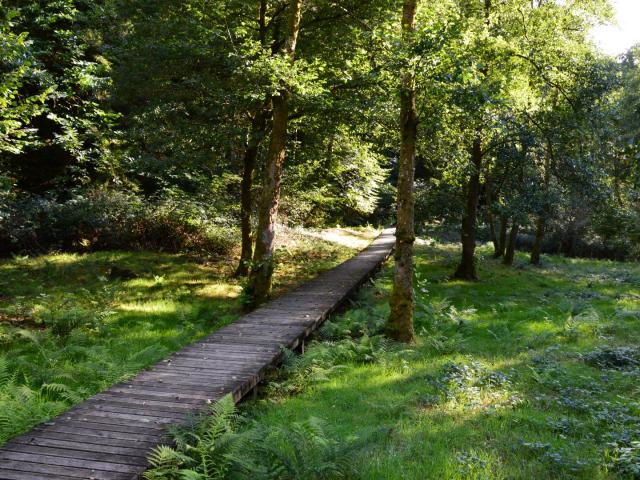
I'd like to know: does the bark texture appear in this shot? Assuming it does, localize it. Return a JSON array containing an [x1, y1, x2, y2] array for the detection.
[[497, 213, 508, 258], [246, 0, 303, 306], [235, 2, 271, 277], [486, 176, 500, 256], [454, 133, 482, 280], [531, 142, 551, 265], [235, 110, 269, 277], [530, 216, 545, 265], [455, 0, 490, 278], [503, 221, 519, 266], [387, 0, 418, 343]]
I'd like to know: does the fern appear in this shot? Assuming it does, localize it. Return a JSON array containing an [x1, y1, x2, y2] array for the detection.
[[236, 417, 355, 480], [0, 356, 11, 387], [145, 395, 241, 480], [40, 383, 83, 403], [144, 445, 194, 479]]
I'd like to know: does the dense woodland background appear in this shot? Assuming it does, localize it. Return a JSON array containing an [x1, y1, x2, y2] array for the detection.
[[1, 0, 639, 265], [2, 2, 640, 477]]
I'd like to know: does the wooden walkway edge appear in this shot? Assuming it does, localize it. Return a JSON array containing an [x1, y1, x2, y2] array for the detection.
[[0, 228, 395, 480]]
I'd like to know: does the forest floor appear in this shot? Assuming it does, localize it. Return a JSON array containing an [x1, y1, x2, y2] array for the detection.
[[0, 226, 379, 445], [229, 239, 640, 479]]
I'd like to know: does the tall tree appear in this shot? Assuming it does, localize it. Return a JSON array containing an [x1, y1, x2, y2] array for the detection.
[[246, 0, 304, 306], [386, 0, 418, 343], [235, 0, 271, 277], [530, 140, 552, 265], [454, 130, 483, 279], [453, 0, 491, 281]]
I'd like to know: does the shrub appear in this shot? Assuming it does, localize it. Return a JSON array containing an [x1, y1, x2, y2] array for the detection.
[[144, 396, 357, 480], [0, 189, 236, 257], [581, 347, 640, 370]]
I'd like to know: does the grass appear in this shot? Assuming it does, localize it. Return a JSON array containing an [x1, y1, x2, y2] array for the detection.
[[217, 239, 640, 479], [0, 226, 378, 445]]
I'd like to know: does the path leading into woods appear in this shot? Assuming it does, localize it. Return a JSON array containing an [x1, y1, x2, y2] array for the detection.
[[0, 229, 395, 480]]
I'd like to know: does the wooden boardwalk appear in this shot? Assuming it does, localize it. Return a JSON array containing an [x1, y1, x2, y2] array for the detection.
[[0, 229, 395, 480]]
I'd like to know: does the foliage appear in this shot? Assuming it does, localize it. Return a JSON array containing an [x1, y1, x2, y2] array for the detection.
[[1, 0, 638, 261], [144, 395, 241, 480], [2, 0, 118, 192], [0, 4, 50, 155], [144, 396, 358, 480], [0, 228, 363, 444], [222, 240, 640, 479], [0, 189, 236, 257]]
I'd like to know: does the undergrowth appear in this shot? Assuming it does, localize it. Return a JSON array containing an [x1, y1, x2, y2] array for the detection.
[[147, 240, 640, 479], [144, 395, 368, 480], [0, 228, 371, 444]]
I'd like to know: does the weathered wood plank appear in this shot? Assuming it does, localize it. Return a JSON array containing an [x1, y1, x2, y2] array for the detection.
[[16, 430, 157, 449], [32, 422, 165, 443], [0, 451, 140, 475], [0, 468, 79, 480], [0, 459, 120, 480]]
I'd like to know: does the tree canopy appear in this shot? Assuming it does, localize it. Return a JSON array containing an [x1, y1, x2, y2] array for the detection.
[[1, 0, 638, 294]]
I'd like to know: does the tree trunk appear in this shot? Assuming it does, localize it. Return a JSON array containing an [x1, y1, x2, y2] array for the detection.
[[503, 220, 519, 266], [454, 132, 482, 280], [235, 2, 271, 277], [245, 0, 303, 307], [530, 141, 551, 265], [497, 213, 507, 258], [387, 0, 418, 343], [530, 216, 545, 265], [455, 0, 490, 276], [486, 176, 500, 256], [488, 211, 498, 254], [235, 110, 269, 277]]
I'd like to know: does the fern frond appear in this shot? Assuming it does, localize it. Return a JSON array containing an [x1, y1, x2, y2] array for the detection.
[[40, 383, 83, 403], [0, 356, 11, 387], [146, 444, 191, 469], [178, 470, 204, 480]]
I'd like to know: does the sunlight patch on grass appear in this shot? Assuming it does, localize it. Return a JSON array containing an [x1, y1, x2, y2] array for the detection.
[[194, 283, 242, 299]]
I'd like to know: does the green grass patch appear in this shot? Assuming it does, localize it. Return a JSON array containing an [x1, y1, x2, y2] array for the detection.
[[148, 240, 640, 479], [0, 227, 373, 445]]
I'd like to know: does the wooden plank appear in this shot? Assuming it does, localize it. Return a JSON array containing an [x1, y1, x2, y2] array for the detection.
[[111, 381, 229, 396], [92, 393, 199, 413], [165, 353, 276, 365], [134, 368, 255, 382], [185, 341, 280, 352], [63, 405, 178, 424], [0, 459, 121, 480], [167, 349, 275, 362], [125, 379, 232, 394], [151, 362, 264, 373], [73, 402, 188, 421], [105, 385, 218, 403], [60, 411, 173, 429], [41, 416, 164, 436], [1, 443, 148, 467], [0, 451, 141, 475], [30, 422, 164, 444], [16, 430, 157, 450], [10, 436, 152, 459], [0, 469, 79, 480]]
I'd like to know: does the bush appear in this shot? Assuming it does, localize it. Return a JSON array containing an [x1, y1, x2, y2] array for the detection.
[[516, 230, 638, 262], [144, 395, 358, 480], [0, 189, 236, 257]]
